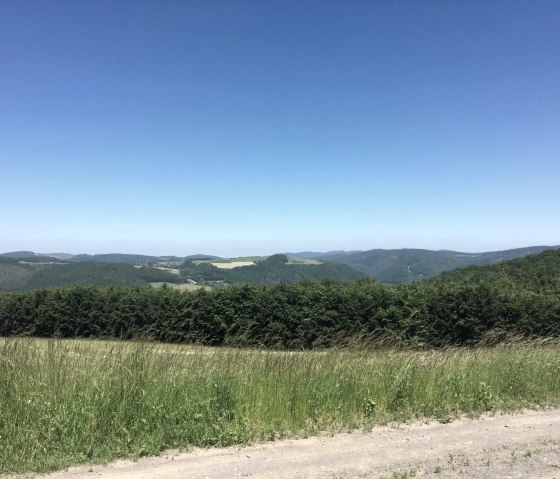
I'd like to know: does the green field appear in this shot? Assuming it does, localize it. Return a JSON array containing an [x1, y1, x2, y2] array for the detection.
[[1, 338, 559, 474]]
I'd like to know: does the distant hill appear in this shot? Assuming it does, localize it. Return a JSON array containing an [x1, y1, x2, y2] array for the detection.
[[0, 259, 181, 292], [285, 250, 362, 261], [70, 253, 222, 264], [1, 251, 75, 261], [157, 256, 188, 262], [180, 254, 364, 285], [0, 251, 39, 259], [431, 247, 560, 292], [70, 253, 161, 264], [315, 246, 558, 283], [16, 255, 69, 263], [184, 254, 223, 260], [2, 245, 558, 287], [45, 253, 75, 260]]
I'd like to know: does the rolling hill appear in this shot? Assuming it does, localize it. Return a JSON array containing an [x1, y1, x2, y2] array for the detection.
[[70, 253, 162, 264], [179, 254, 365, 285], [0, 251, 38, 259], [1, 252, 221, 265], [311, 246, 558, 283], [0, 258, 181, 292], [1, 245, 558, 290], [0, 254, 363, 291], [431, 247, 560, 291]]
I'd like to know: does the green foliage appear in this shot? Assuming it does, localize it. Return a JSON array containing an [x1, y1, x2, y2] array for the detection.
[[1, 249, 559, 347], [433, 248, 560, 293], [0, 339, 559, 473]]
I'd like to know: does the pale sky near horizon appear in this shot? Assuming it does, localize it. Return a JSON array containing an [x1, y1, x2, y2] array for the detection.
[[1, 1, 559, 257]]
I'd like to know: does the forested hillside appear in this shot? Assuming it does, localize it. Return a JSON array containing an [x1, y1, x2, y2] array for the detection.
[[0, 254, 363, 291], [2, 246, 556, 287], [433, 248, 560, 291], [2, 249, 559, 347], [321, 246, 557, 283], [0, 259, 181, 292], [70, 253, 161, 264], [0, 251, 37, 259], [179, 254, 364, 285], [0, 258, 35, 291]]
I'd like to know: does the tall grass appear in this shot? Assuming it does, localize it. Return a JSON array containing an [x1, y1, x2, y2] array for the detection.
[[1, 338, 559, 473]]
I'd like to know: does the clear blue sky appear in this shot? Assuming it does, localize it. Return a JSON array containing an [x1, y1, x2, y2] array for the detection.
[[1, 1, 559, 256]]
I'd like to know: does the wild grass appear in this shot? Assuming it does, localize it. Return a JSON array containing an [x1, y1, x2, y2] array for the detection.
[[1, 338, 559, 473]]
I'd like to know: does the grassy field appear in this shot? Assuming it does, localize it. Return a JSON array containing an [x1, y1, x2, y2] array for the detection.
[[152, 266, 181, 275], [1, 338, 559, 473]]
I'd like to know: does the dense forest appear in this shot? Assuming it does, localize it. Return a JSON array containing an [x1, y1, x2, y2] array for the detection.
[[1, 249, 559, 348]]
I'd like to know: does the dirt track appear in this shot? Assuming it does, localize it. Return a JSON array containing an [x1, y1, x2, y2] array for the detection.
[[42, 409, 559, 479]]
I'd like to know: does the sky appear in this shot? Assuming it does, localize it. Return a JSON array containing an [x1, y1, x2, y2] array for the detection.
[[1, 1, 559, 257]]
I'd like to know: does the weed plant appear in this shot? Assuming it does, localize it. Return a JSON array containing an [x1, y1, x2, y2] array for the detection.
[[0, 338, 559, 473]]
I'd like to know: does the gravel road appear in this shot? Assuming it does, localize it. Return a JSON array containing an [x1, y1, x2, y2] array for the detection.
[[39, 409, 560, 479]]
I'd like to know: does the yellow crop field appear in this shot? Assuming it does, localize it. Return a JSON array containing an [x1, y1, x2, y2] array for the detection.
[[210, 260, 255, 269]]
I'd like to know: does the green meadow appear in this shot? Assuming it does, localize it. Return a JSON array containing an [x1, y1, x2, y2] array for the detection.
[[1, 338, 559, 474]]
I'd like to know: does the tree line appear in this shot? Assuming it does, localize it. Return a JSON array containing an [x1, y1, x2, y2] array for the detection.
[[1, 272, 558, 348]]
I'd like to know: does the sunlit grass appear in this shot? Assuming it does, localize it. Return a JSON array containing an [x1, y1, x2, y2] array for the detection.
[[1, 338, 559, 473]]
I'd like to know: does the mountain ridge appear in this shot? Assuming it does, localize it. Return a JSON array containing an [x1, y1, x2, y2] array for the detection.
[[308, 245, 559, 283], [1, 245, 558, 287]]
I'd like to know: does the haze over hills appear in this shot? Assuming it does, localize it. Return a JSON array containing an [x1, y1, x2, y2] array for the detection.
[[285, 251, 362, 261], [0, 252, 221, 264], [70, 253, 172, 265], [0, 251, 38, 259]]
